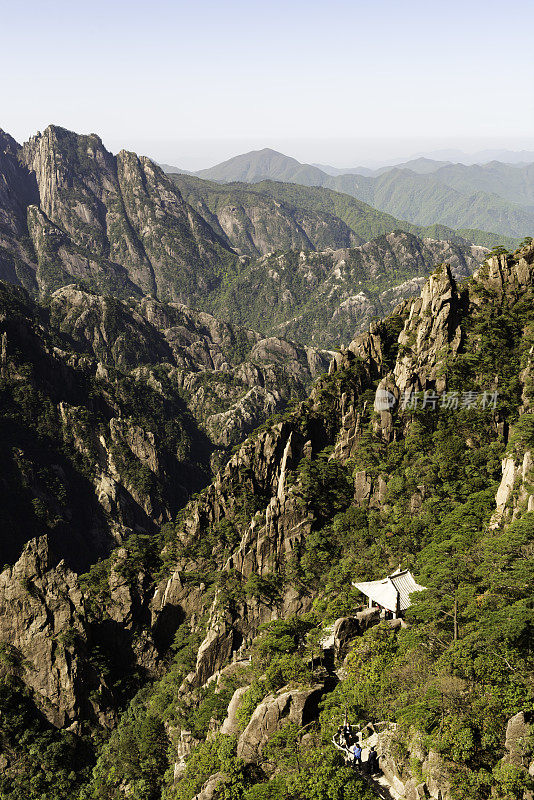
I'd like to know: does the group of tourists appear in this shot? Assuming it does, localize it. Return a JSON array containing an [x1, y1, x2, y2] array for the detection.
[[335, 723, 380, 775]]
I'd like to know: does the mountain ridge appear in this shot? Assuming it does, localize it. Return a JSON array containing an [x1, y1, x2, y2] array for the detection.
[[0, 123, 495, 353], [1, 124, 238, 303], [1, 242, 532, 798], [192, 147, 534, 238]]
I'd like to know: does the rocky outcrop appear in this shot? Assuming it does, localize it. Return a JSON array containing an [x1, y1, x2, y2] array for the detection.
[[472, 247, 534, 299], [360, 723, 453, 800], [0, 280, 215, 569], [170, 729, 199, 781], [0, 131, 39, 292], [393, 262, 464, 397], [491, 449, 533, 527], [220, 686, 251, 736], [0, 538, 110, 727], [504, 711, 532, 767], [191, 772, 229, 800], [237, 684, 326, 764], [20, 125, 236, 302], [353, 470, 387, 507]]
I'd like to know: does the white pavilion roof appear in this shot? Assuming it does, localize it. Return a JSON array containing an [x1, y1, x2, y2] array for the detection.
[[353, 569, 426, 612]]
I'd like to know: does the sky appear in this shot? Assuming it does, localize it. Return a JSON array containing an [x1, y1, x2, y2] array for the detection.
[[1, 0, 534, 169]]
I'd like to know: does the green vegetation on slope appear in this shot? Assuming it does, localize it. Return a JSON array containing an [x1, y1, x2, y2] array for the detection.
[[1, 245, 534, 800], [73, 248, 534, 800], [191, 147, 534, 240], [171, 174, 520, 252]]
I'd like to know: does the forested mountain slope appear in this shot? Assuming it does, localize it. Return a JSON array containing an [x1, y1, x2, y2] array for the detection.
[[0, 280, 329, 570], [0, 126, 492, 353], [341, 167, 534, 239], [1, 242, 533, 800], [195, 148, 534, 239], [207, 231, 486, 347], [171, 174, 517, 254]]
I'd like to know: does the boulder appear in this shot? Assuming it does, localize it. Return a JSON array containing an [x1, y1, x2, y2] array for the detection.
[[237, 684, 325, 764], [220, 685, 250, 736], [405, 779, 430, 799], [504, 711, 532, 766], [332, 616, 360, 656], [192, 772, 229, 800], [355, 607, 381, 631]]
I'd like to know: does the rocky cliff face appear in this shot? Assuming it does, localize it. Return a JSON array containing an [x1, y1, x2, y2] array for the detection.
[[127, 242, 533, 800], [0, 130, 40, 292], [0, 279, 330, 571], [0, 280, 211, 570], [19, 125, 236, 302], [210, 231, 485, 347], [0, 537, 111, 728], [0, 125, 486, 353]]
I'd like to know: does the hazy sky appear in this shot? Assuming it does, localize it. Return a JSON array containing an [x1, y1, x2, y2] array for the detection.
[[1, 0, 533, 169]]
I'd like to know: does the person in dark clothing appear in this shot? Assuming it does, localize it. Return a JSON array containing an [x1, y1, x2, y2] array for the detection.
[[337, 726, 346, 748], [367, 746, 379, 774], [342, 723, 352, 747]]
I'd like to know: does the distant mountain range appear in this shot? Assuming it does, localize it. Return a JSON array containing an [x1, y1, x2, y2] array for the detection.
[[410, 147, 534, 164], [0, 123, 497, 352], [311, 157, 454, 177], [166, 147, 534, 238]]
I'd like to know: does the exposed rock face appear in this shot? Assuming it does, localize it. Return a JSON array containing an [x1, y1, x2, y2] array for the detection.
[[491, 449, 533, 527], [332, 616, 361, 656], [0, 538, 109, 727], [0, 130, 39, 292], [354, 469, 387, 507], [237, 685, 326, 764], [504, 711, 532, 767], [170, 728, 199, 781], [362, 723, 453, 800], [0, 280, 213, 569], [191, 772, 229, 800], [209, 231, 484, 348], [49, 285, 330, 460], [19, 125, 235, 302], [393, 262, 464, 396], [194, 613, 239, 687], [473, 247, 534, 298], [171, 174, 362, 257], [220, 685, 251, 736]]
